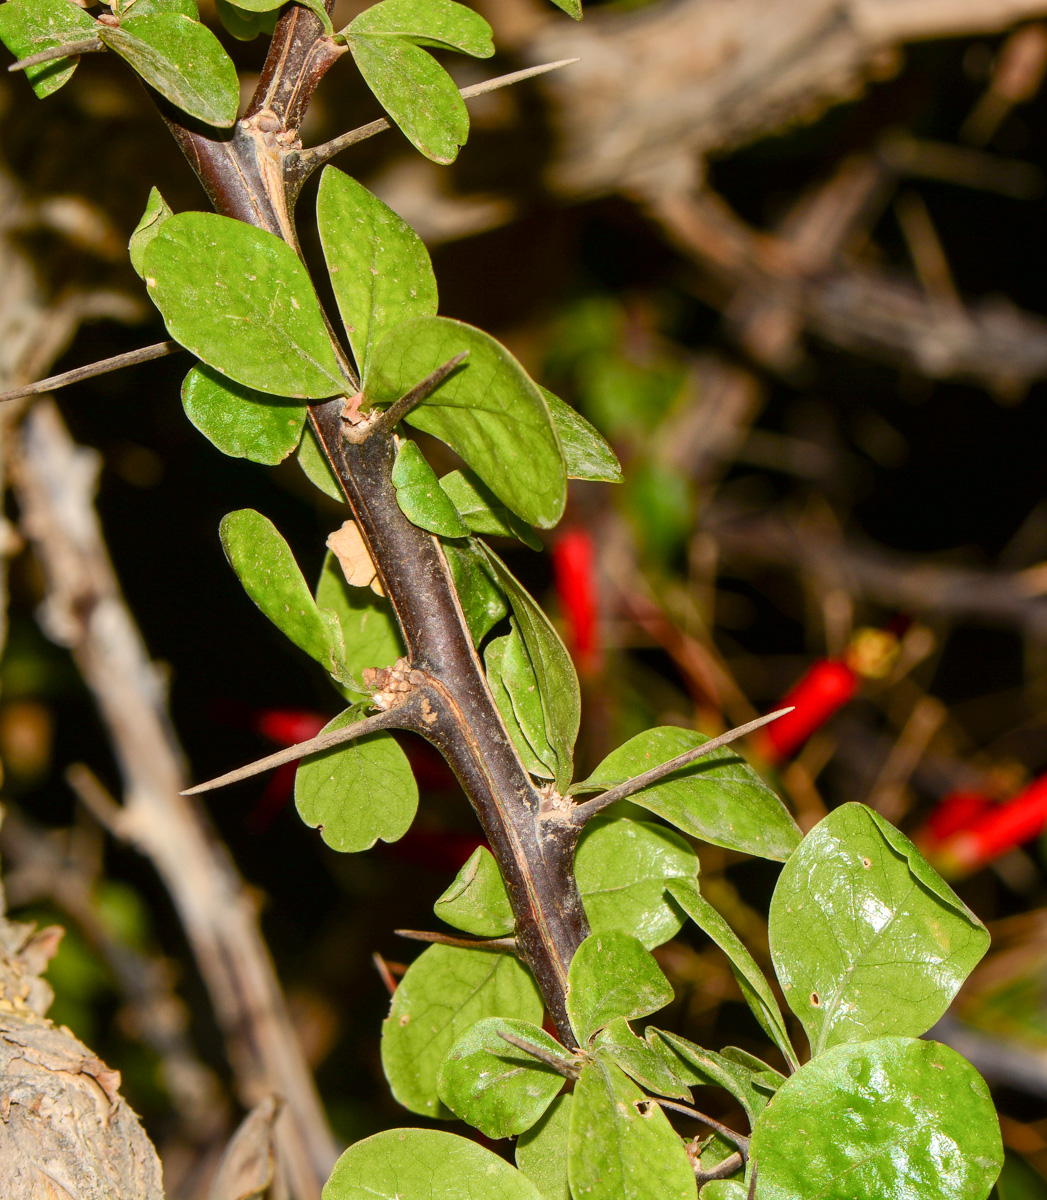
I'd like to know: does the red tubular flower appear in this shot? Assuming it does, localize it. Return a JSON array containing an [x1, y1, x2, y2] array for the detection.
[[924, 791, 993, 844], [760, 659, 858, 763], [946, 774, 1047, 872], [552, 529, 600, 675]]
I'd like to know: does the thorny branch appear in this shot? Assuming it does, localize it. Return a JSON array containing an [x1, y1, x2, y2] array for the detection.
[[163, 0, 591, 1047]]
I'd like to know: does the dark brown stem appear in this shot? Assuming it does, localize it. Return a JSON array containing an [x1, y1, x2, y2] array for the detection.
[[160, 5, 590, 1045], [694, 1151, 745, 1185]]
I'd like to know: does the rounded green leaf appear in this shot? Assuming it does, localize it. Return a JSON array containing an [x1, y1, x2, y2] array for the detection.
[[566, 930, 673, 1045], [349, 35, 469, 164], [316, 167, 438, 374], [381, 944, 543, 1117], [315, 550, 403, 691], [323, 1128, 543, 1200], [749, 1036, 1002, 1200], [569, 1058, 697, 1200], [0, 0, 95, 97], [347, 0, 493, 55], [768, 802, 990, 1056], [99, 14, 239, 128], [294, 708, 417, 852], [699, 1184, 746, 1200], [182, 365, 306, 465], [575, 726, 801, 862], [434, 846, 515, 937], [485, 631, 555, 780], [366, 317, 566, 529], [144, 213, 347, 400], [393, 439, 468, 536], [541, 389, 622, 483], [219, 509, 346, 678], [129, 187, 173, 279], [575, 817, 697, 949], [437, 1017, 569, 1138], [516, 1092, 572, 1200]]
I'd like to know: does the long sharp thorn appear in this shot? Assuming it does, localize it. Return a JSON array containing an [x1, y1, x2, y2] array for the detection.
[[0, 341, 184, 405], [569, 707, 794, 822], [180, 708, 401, 795], [8, 37, 104, 72]]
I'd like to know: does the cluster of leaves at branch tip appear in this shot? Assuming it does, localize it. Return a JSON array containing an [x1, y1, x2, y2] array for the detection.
[[3, 8, 1007, 1196]]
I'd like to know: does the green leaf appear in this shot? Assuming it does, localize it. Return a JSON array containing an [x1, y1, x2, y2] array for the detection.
[[348, 35, 469, 164], [668, 879, 797, 1070], [393, 439, 469, 536], [485, 631, 555, 779], [366, 317, 566, 529], [381, 944, 543, 1117], [299, 427, 345, 500], [315, 550, 403, 689], [144, 213, 347, 400], [486, 623, 558, 778], [323, 1128, 543, 1200], [317, 168, 438, 375], [592, 1018, 692, 1101], [541, 389, 622, 483], [346, 0, 493, 55], [652, 1030, 781, 1125], [219, 509, 346, 680], [440, 470, 542, 549], [569, 1058, 697, 1200], [0, 0, 96, 98], [768, 802, 990, 1056], [575, 817, 697, 950], [129, 187, 172, 278], [749, 1036, 1002, 1200], [434, 846, 514, 937], [99, 14, 239, 128], [182, 365, 306, 465], [442, 538, 508, 644], [214, 0, 279, 39], [480, 546, 579, 794], [437, 1017, 570, 1138], [294, 708, 417, 852], [575, 727, 801, 862], [516, 1093, 572, 1200], [566, 930, 673, 1045]]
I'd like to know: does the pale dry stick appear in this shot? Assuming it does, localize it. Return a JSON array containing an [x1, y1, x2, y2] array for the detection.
[[294, 59, 578, 174], [0, 340, 182, 405], [567, 709, 792, 823], [866, 694, 947, 822], [395, 928, 519, 952], [14, 399, 338, 1200]]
